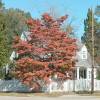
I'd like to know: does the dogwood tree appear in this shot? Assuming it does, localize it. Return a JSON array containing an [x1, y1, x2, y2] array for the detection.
[[13, 13, 77, 89]]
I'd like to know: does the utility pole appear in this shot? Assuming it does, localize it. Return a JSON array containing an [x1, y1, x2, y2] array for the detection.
[[91, 8, 95, 94]]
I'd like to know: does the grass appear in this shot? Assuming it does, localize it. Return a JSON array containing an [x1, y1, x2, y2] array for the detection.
[[0, 92, 74, 97], [0, 92, 30, 97], [0, 92, 67, 97], [0, 92, 100, 97], [75, 91, 100, 97]]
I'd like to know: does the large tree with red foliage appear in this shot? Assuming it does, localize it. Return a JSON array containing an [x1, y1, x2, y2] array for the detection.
[[13, 13, 77, 89]]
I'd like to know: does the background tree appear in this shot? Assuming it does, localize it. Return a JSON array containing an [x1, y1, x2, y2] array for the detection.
[[81, 8, 100, 61], [0, 32, 9, 78], [95, 5, 100, 17], [5, 8, 31, 54], [0, 8, 10, 78], [81, 8, 96, 55], [94, 5, 100, 79], [0, 0, 31, 79], [13, 13, 77, 90], [0, 0, 4, 11], [81, 7, 100, 79]]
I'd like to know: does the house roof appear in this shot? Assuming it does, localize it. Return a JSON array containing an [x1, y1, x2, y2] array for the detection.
[[20, 31, 31, 41], [75, 41, 99, 68], [75, 52, 92, 68]]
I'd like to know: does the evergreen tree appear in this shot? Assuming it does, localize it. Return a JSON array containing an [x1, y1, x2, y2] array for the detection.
[[81, 7, 100, 68], [81, 8, 96, 56], [0, 1, 31, 78], [95, 5, 100, 17]]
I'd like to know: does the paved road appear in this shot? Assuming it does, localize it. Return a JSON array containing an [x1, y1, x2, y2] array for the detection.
[[0, 95, 99, 100]]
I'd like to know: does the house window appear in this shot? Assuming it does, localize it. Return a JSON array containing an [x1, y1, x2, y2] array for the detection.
[[82, 54, 86, 59], [82, 51, 87, 59], [79, 68, 87, 79]]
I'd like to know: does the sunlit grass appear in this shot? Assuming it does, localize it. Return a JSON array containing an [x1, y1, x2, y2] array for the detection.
[[0, 92, 100, 97]]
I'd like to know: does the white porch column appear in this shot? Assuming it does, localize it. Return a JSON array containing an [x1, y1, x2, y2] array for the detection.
[[77, 67, 79, 80], [94, 68, 97, 79], [87, 68, 91, 79]]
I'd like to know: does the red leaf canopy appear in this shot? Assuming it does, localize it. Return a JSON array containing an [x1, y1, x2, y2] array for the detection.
[[13, 13, 77, 88]]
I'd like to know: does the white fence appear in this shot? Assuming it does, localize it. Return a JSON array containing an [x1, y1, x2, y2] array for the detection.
[[0, 79, 100, 92], [45, 79, 100, 93], [0, 79, 30, 92]]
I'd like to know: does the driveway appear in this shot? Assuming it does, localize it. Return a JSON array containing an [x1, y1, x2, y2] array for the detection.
[[0, 95, 99, 100]]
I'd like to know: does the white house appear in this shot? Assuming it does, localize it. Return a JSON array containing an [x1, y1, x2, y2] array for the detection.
[[10, 31, 30, 61], [75, 42, 98, 80]]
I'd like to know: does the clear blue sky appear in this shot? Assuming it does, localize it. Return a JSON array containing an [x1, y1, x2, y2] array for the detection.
[[3, 0, 100, 40]]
